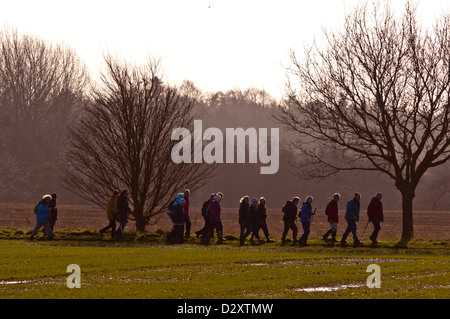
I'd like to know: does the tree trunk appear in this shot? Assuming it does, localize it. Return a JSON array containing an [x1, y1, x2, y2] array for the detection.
[[134, 207, 147, 233], [396, 192, 414, 248]]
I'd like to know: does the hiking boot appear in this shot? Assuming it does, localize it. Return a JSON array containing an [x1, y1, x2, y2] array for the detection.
[[353, 239, 361, 247], [340, 240, 347, 247], [370, 238, 378, 247], [266, 238, 274, 243], [322, 234, 329, 242]]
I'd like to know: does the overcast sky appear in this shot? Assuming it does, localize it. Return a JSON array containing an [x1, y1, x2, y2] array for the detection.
[[0, 0, 447, 99]]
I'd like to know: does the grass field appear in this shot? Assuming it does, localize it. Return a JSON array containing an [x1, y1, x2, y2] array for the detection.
[[0, 238, 449, 299], [0, 204, 449, 299]]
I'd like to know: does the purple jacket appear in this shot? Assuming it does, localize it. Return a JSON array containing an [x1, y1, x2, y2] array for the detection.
[[209, 199, 221, 223]]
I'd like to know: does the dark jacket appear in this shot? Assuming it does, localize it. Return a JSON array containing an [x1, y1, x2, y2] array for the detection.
[[116, 195, 130, 223], [172, 203, 185, 225], [239, 202, 251, 226], [326, 199, 339, 223], [282, 200, 297, 223], [49, 199, 57, 224], [367, 197, 384, 222], [258, 204, 267, 225], [250, 204, 259, 227]]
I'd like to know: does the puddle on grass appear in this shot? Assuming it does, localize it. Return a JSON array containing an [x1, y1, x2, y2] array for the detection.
[[0, 279, 63, 285], [294, 284, 364, 292], [0, 280, 33, 285]]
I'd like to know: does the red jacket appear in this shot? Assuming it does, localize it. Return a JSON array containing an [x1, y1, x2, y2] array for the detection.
[[327, 200, 339, 223], [367, 198, 384, 222], [184, 197, 189, 216]]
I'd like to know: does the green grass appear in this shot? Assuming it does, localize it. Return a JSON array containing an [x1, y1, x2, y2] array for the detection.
[[0, 227, 449, 299]]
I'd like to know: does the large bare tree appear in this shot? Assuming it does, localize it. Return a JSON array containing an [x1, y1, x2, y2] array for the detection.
[[0, 27, 88, 200], [275, 2, 450, 247], [64, 55, 214, 232]]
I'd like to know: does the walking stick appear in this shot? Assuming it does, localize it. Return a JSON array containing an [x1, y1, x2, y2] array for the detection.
[[360, 220, 370, 243]]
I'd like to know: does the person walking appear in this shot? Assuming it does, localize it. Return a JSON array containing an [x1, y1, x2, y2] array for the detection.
[[322, 193, 340, 242], [239, 196, 252, 246], [30, 195, 54, 240], [299, 196, 315, 246], [49, 193, 58, 231], [99, 190, 119, 239], [281, 196, 300, 245], [249, 198, 263, 244], [367, 192, 384, 247], [341, 193, 361, 247], [208, 194, 223, 243], [116, 190, 132, 239], [195, 194, 214, 238], [166, 198, 186, 244], [258, 197, 273, 243], [216, 192, 224, 239], [183, 189, 191, 238]]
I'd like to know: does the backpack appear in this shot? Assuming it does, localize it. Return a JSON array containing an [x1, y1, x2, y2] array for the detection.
[[33, 202, 40, 215], [167, 210, 175, 221], [168, 199, 176, 211], [201, 200, 210, 218], [325, 204, 329, 216], [282, 201, 289, 213]]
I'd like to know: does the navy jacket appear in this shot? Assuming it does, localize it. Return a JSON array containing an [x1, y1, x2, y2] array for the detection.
[[345, 198, 360, 220]]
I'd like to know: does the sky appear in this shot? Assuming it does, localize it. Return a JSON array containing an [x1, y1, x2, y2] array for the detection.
[[0, 0, 448, 100]]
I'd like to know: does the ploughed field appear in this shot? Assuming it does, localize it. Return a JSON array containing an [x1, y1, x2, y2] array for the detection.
[[0, 203, 449, 241]]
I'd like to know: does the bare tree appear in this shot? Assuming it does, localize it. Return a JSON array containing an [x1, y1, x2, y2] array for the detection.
[[275, 1, 450, 247], [64, 55, 214, 232], [0, 27, 89, 200]]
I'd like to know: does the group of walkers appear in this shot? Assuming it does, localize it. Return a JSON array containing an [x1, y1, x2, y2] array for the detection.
[[162, 190, 384, 247], [167, 190, 225, 244], [238, 196, 274, 246], [280, 192, 384, 247], [30, 188, 384, 248]]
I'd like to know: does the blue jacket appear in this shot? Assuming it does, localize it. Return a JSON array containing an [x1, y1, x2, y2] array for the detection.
[[345, 198, 360, 220], [299, 202, 313, 223], [36, 203, 50, 224]]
